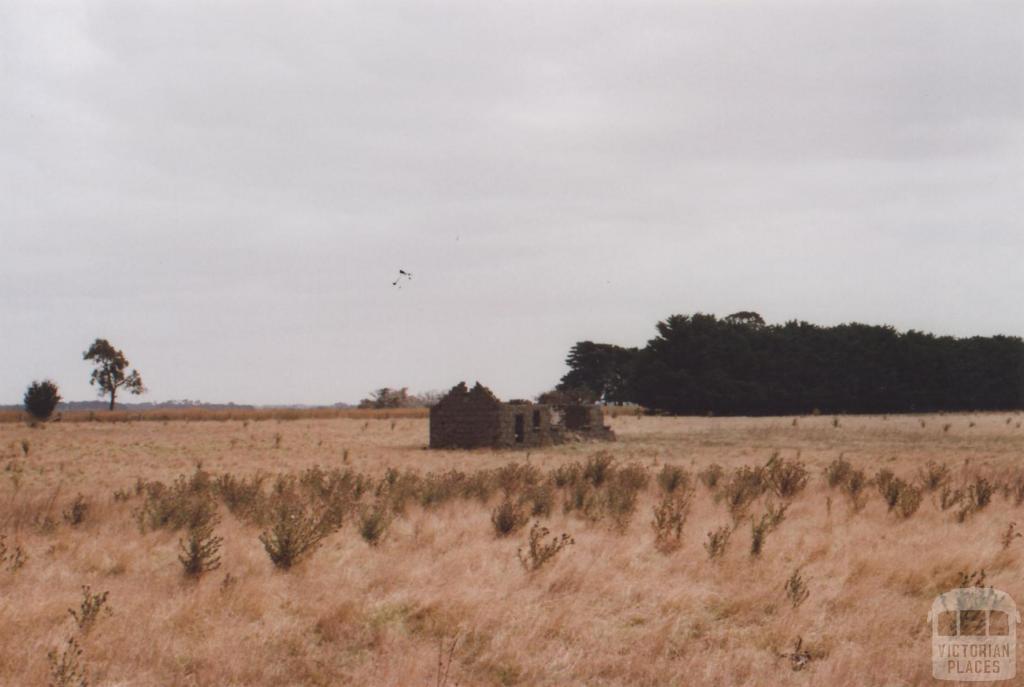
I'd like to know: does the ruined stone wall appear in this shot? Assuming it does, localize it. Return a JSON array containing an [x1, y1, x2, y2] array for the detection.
[[562, 405, 615, 441], [428, 382, 612, 449], [429, 404, 501, 448], [563, 405, 603, 430], [496, 404, 553, 447]]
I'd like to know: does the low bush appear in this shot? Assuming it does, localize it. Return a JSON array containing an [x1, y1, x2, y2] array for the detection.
[[704, 525, 732, 560], [68, 586, 111, 634], [259, 490, 341, 570], [651, 490, 693, 553], [765, 453, 809, 499], [491, 498, 528, 538], [517, 522, 573, 573], [178, 499, 223, 578], [357, 500, 393, 546]]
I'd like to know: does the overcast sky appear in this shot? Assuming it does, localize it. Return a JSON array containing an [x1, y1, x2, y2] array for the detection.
[[2, 1, 1022, 405]]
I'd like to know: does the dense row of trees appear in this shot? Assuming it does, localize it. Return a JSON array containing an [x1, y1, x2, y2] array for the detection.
[[556, 313, 1024, 415]]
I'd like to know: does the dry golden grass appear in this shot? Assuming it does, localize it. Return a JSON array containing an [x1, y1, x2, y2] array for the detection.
[[1, 411, 1023, 686], [0, 406, 428, 425]]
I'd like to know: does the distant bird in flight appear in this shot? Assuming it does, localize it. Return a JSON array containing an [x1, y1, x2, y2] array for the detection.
[[392, 269, 413, 288]]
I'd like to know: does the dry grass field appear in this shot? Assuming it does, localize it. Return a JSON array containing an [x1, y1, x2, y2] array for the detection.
[[2, 411, 1023, 686]]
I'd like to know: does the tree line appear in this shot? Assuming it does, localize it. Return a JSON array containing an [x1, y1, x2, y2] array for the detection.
[[556, 312, 1024, 415]]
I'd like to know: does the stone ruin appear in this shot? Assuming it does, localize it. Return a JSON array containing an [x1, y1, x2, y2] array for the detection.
[[429, 382, 615, 449]]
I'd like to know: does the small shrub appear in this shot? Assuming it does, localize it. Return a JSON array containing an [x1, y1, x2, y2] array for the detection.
[[47, 636, 88, 687], [651, 490, 693, 553], [1001, 522, 1022, 550], [0, 534, 28, 571], [656, 464, 690, 494], [24, 380, 62, 422], [765, 453, 808, 499], [842, 468, 868, 511], [582, 452, 615, 487], [517, 522, 573, 572], [561, 480, 595, 518], [972, 478, 995, 510], [750, 503, 787, 557], [956, 478, 995, 523], [220, 572, 238, 592], [135, 467, 218, 533], [68, 586, 111, 634], [875, 469, 897, 506], [214, 472, 267, 523], [551, 462, 582, 488], [957, 569, 987, 588], [491, 498, 528, 537], [177, 500, 222, 578], [603, 476, 642, 532], [896, 484, 923, 519], [780, 636, 821, 672], [698, 464, 724, 491], [918, 461, 950, 492], [615, 462, 650, 493], [522, 483, 554, 517], [259, 491, 340, 570], [62, 494, 89, 527], [357, 500, 393, 546], [876, 472, 910, 512], [704, 525, 732, 560], [495, 462, 542, 496], [824, 455, 852, 489], [1006, 475, 1024, 506], [721, 464, 767, 517], [784, 568, 810, 608], [939, 485, 963, 511]]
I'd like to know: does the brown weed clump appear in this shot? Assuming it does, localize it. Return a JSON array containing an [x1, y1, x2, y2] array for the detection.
[[704, 525, 732, 560], [764, 453, 808, 499], [0, 533, 27, 571], [651, 488, 694, 553], [491, 497, 528, 538], [721, 464, 768, 518], [784, 568, 810, 608], [48, 636, 88, 687], [825, 456, 867, 510], [750, 502, 788, 557], [517, 522, 573, 572], [68, 586, 111, 634], [62, 494, 89, 527], [698, 463, 724, 491]]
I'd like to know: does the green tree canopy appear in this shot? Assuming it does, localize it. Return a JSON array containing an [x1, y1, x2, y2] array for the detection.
[[83, 338, 146, 410]]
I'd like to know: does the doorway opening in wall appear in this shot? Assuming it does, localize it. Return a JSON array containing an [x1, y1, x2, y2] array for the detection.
[[514, 414, 525, 443]]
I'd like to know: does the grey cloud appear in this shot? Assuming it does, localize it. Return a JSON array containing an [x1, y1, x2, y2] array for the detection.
[[2, 0, 1021, 404]]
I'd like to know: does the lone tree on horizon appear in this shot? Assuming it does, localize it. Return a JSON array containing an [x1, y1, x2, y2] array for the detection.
[[83, 338, 146, 410]]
